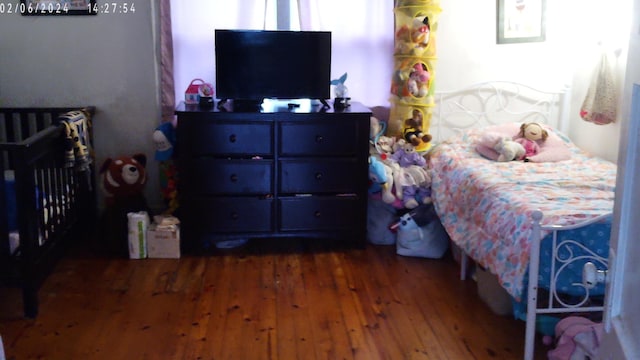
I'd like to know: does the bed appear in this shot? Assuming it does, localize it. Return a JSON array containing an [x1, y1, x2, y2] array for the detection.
[[427, 82, 616, 359], [1, 107, 96, 318]]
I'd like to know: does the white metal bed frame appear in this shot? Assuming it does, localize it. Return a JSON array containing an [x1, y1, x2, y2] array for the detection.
[[429, 81, 611, 360], [430, 80, 571, 144]]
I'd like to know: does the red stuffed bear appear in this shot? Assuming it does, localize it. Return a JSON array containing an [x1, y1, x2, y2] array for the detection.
[[100, 153, 147, 206]]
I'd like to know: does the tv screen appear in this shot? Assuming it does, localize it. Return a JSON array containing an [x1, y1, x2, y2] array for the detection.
[[215, 29, 332, 103]]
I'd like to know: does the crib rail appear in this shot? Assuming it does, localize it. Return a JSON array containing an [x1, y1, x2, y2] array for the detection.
[[0, 106, 95, 318]]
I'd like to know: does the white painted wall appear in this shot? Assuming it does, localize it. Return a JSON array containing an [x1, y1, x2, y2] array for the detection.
[[0, 1, 162, 210], [436, 0, 629, 162]]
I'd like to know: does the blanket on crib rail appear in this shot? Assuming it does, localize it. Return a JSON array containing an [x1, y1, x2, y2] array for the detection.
[[429, 126, 617, 301], [58, 109, 93, 172]]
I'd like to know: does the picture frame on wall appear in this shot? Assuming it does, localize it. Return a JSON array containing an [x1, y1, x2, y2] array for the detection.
[[20, 0, 96, 16], [496, 0, 546, 44]]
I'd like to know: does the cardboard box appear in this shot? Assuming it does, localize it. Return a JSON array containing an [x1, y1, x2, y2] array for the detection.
[[476, 266, 513, 316], [147, 223, 180, 259]]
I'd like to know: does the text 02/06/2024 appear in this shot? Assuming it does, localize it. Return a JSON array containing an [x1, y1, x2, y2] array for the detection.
[[0, 1, 136, 15]]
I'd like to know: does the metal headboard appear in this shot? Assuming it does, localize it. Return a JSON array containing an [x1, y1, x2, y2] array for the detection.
[[430, 81, 571, 144]]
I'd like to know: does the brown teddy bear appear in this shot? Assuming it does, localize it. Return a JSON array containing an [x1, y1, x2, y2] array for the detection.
[[100, 153, 148, 206], [403, 109, 432, 147]]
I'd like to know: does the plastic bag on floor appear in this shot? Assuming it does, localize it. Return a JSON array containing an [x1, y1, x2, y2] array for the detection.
[[367, 198, 397, 245], [393, 208, 448, 258]]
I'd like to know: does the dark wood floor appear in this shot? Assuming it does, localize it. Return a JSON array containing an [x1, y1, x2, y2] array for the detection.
[[0, 238, 550, 359]]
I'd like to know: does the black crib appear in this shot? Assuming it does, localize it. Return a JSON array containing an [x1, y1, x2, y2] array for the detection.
[[0, 107, 96, 318]]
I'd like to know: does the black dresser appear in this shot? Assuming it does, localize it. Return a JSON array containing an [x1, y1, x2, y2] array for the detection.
[[175, 100, 371, 251]]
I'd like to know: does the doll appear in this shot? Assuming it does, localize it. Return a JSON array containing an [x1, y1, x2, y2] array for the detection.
[[514, 122, 548, 160]]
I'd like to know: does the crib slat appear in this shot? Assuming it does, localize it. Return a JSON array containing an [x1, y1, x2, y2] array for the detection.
[[19, 112, 32, 141], [34, 112, 48, 133], [2, 111, 16, 143], [1, 106, 96, 318]]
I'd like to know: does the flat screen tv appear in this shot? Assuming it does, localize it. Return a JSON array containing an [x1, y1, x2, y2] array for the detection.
[[215, 29, 332, 108]]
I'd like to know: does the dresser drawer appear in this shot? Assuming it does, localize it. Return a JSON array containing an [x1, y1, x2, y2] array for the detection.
[[279, 159, 359, 193], [279, 196, 359, 231], [185, 159, 273, 195], [185, 122, 273, 156], [188, 197, 274, 233], [279, 121, 357, 156]]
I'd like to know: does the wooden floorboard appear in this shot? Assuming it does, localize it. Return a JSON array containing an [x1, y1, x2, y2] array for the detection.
[[0, 238, 550, 359]]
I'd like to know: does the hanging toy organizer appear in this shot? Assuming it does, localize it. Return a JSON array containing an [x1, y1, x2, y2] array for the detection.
[[389, 0, 442, 152]]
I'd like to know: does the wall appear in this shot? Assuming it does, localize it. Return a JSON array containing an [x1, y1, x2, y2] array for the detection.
[[0, 1, 162, 210], [436, 0, 629, 162]]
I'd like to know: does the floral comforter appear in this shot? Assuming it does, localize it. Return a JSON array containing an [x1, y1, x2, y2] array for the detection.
[[428, 128, 617, 301]]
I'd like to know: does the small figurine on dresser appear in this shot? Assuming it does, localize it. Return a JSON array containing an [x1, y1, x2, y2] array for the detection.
[[331, 72, 350, 109]]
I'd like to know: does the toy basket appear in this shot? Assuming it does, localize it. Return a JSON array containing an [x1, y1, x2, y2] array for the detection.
[[388, 102, 433, 152], [393, 3, 441, 58], [389, 0, 441, 150], [390, 56, 436, 106]]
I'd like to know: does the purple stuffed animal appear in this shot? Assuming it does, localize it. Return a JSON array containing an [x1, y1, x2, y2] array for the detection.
[[391, 142, 426, 168]]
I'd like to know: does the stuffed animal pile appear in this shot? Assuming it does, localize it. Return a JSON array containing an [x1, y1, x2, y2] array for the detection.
[[394, 16, 431, 57], [368, 114, 432, 210], [367, 112, 449, 257], [474, 122, 570, 163]]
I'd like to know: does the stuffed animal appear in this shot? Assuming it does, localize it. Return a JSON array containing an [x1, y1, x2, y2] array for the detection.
[[368, 156, 396, 204], [393, 24, 414, 54], [514, 122, 548, 160], [390, 141, 427, 168], [330, 72, 348, 98], [100, 153, 148, 206], [153, 122, 176, 161], [547, 316, 604, 360], [410, 16, 430, 50], [393, 164, 432, 209], [407, 63, 429, 98], [403, 109, 432, 148], [153, 122, 180, 215], [494, 137, 526, 162]]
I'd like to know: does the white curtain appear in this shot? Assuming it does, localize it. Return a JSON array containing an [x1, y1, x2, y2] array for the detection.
[[297, 0, 394, 107], [170, 0, 394, 108], [170, 0, 271, 106]]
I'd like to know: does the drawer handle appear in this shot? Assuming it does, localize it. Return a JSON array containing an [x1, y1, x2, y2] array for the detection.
[[315, 135, 323, 143], [230, 174, 238, 182], [314, 211, 322, 218], [229, 134, 237, 143], [315, 172, 323, 180], [231, 212, 239, 220]]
